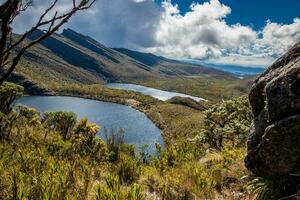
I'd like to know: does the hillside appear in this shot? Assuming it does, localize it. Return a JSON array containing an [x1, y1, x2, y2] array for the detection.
[[10, 29, 252, 101], [114, 48, 233, 78], [17, 29, 235, 83]]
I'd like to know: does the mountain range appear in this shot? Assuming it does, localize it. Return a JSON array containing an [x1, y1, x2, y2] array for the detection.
[[12, 29, 235, 85], [6, 28, 254, 100]]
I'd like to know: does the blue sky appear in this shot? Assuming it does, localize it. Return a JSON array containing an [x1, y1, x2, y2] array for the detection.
[[155, 0, 300, 30], [9, 0, 300, 67]]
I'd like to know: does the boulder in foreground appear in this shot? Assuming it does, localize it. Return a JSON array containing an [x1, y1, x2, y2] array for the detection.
[[245, 42, 300, 176]]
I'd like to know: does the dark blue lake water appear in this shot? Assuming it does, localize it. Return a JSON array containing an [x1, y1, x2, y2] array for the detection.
[[15, 96, 163, 153]]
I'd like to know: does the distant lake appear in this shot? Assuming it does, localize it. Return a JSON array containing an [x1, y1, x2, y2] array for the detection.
[[15, 96, 163, 153], [107, 83, 205, 101]]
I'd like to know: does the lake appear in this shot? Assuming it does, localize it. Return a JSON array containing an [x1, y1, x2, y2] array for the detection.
[[107, 83, 205, 101], [15, 96, 163, 153]]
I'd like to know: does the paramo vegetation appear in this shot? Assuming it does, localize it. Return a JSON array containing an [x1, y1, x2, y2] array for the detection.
[[0, 82, 272, 199]]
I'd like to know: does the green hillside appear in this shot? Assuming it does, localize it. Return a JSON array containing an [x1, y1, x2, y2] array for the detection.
[[10, 29, 251, 101]]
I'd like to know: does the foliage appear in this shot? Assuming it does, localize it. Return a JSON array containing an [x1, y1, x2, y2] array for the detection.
[[128, 183, 145, 200], [73, 118, 100, 147], [249, 176, 300, 200], [105, 129, 126, 162], [199, 95, 252, 150], [116, 153, 141, 184], [0, 82, 257, 199], [96, 175, 123, 200], [44, 111, 77, 140], [0, 82, 24, 113]]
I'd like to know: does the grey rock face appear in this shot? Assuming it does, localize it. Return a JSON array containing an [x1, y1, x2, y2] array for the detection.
[[245, 42, 300, 176]]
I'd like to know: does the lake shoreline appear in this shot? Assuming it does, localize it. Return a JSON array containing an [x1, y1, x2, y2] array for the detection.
[[26, 89, 169, 140], [16, 96, 163, 153], [21, 82, 205, 143]]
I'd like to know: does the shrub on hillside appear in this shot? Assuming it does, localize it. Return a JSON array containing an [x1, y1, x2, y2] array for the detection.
[[199, 95, 252, 150], [105, 129, 126, 162], [16, 105, 41, 126], [44, 111, 77, 140], [0, 82, 24, 114], [74, 118, 99, 144], [116, 153, 141, 184]]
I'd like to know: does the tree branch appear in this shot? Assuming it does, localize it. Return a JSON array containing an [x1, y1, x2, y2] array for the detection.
[[0, 0, 97, 84]]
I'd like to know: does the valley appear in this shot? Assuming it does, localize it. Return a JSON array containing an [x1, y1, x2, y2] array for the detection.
[[12, 29, 252, 102], [1, 0, 299, 199]]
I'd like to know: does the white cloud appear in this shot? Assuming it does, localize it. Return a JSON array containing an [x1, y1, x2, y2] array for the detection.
[[5, 0, 300, 67], [257, 18, 300, 57], [146, 0, 300, 67], [148, 0, 257, 59]]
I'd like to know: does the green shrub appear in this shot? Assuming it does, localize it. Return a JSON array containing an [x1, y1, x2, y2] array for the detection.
[[96, 175, 122, 200], [44, 111, 77, 140], [128, 183, 145, 200], [16, 105, 41, 125], [91, 137, 109, 162], [0, 82, 24, 114], [199, 95, 252, 150], [105, 129, 125, 162], [74, 118, 100, 145], [72, 118, 109, 162], [117, 153, 140, 184]]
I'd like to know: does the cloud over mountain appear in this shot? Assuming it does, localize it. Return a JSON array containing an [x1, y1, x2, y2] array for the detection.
[[5, 0, 300, 67]]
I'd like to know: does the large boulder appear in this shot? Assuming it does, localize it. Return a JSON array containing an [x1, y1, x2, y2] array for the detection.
[[245, 42, 300, 177]]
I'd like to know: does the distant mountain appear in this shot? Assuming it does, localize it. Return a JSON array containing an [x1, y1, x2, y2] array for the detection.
[[25, 29, 156, 83], [113, 48, 175, 66], [12, 29, 237, 92], [113, 47, 235, 78]]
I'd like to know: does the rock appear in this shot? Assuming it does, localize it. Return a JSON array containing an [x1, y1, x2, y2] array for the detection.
[[245, 42, 300, 177]]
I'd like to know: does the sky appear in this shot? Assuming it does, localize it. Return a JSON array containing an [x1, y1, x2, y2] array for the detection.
[[5, 0, 300, 67]]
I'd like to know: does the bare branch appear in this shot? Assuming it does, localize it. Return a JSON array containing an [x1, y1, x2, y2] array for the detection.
[[0, 0, 97, 84]]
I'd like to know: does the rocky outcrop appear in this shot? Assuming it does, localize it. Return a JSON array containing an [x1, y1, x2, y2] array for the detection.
[[245, 42, 300, 177]]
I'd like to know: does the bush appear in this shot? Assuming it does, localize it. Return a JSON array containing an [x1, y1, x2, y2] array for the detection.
[[96, 175, 123, 200], [105, 129, 126, 162], [116, 153, 140, 184], [128, 183, 145, 200], [199, 95, 252, 150], [91, 137, 109, 162], [73, 118, 100, 145], [0, 82, 24, 114], [16, 105, 41, 126], [44, 111, 77, 140]]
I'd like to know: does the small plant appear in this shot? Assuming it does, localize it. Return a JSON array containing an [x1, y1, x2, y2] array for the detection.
[[16, 105, 41, 125], [249, 175, 300, 200], [117, 153, 140, 184], [128, 183, 145, 200], [200, 95, 252, 150], [96, 175, 121, 200], [74, 118, 100, 146], [44, 111, 77, 140], [0, 82, 24, 114], [105, 129, 125, 162]]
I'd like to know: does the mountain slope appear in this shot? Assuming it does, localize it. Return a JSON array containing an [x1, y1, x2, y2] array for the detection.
[[20, 29, 235, 82], [10, 28, 249, 99], [25, 29, 157, 83], [113, 47, 235, 78]]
